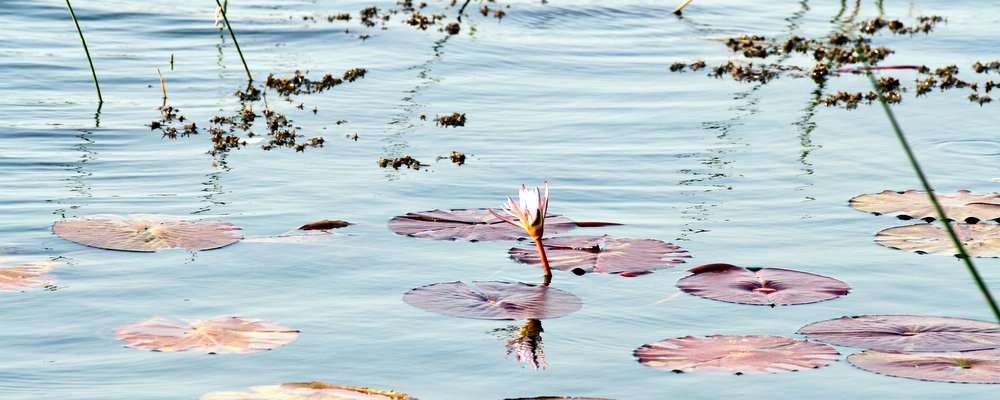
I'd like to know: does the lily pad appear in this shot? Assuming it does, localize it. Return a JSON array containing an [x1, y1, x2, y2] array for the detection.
[[53, 214, 242, 252], [874, 223, 1000, 257], [634, 335, 839, 375], [506, 398, 613, 400], [387, 208, 576, 241], [202, 381, 418, 399], [0, 258, 59, 291], [114, 316, 299, 354], [675, 263, 849, 306], [403, 281, 582, 320], [299, 220, 352, 230], [850, 190, 1000, 223], [798, 315, 1000, 352], [848, 349, 1000, 384], [509, 235, 690, 275]]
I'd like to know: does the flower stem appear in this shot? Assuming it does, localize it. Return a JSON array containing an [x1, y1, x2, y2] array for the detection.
[[534, 237, 552, 284], [65, 0, 102, 104]]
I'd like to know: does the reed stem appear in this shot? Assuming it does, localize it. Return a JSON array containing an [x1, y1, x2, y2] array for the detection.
[[865, 71, 1000, 323], [65, 0, 102, 103], [673, 0, 694, 15], [214, 0, 253, 82]]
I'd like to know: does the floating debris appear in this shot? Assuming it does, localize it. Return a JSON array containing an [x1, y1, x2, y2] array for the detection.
[[378, 155, 422, 170], [435, 112, 466, 127], [265, 68, 366, 96]]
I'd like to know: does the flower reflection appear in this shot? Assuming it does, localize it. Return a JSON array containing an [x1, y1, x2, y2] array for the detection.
[[497, 319, 547, 369]]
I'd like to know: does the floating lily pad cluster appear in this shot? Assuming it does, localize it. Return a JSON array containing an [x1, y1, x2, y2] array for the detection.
[[849, 189, 1000, 257], [799, 315, 1000, 383]]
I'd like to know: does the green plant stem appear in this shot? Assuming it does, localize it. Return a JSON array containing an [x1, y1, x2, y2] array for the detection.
[[865, 72, 1000, 323], [65, 0, 102, 103], [214, 0, 252, 82]]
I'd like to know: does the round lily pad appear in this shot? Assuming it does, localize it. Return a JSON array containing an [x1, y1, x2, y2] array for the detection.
[[0, 257, 59, 291], [509, 235, 690, 275], [506, 398, 613, 400], [202, 381, 418, 399], [114, 315, 299, 354], [403, 281, 582, 320], [850, 190, 1000, 223], [798, 315, 1000, 352], [634, 335, 839, 375], [53, 214, 242, 252], [875, 223, 1000, 257], [387, 208, 576, 241], [676, 263, 849, 306], [848, 349, 1000, 384]]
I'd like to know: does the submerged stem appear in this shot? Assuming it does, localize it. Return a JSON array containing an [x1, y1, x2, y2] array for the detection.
[[214, 0, 253, 83], [534, 237, 552, 284], [65, 0, 102, 103], [865, 71, 1000, 323]]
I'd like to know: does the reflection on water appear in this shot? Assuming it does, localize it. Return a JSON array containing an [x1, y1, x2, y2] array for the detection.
[[495, 319, 546, 370]]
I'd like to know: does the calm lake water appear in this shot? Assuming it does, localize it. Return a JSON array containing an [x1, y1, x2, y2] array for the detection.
[[1, 0, 998, 398]]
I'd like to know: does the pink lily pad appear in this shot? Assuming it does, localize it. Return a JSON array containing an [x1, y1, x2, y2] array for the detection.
[[509, 235, 689, 275], [675, 263, 849, 306], [850, 190, 1000, 223], [848, 349, 1000, 384], [53, 214, 242, 252], [114, 315, 299, 354], [875, 223, 1000, 257], [634, 335, 839, 375], [403, 281, 582, 320], [202, 381, 418, 399], [387, 208, 577, 241], [506, 398, 613, 400], [798, 315, 1000, 352], [0, 257, 59, 291]]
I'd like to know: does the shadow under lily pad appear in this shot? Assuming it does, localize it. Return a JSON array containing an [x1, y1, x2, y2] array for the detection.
[[848, 349, 1000, 384], [53, 214, 242, 252], [676, 263, 849, 306], [634, 335, 839, 375], [403, 281, 582, 320], [798, 315, 1000, 352], [509, 235, 689, 276]]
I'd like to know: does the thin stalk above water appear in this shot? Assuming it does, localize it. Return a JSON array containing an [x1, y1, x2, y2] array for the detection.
[[65, 0, 102, 104], [214, 0, 253, 83], [865, 71, 1000, 323]]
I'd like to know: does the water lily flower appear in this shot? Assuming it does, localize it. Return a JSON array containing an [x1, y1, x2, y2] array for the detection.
[[490, 182, 553, 281]]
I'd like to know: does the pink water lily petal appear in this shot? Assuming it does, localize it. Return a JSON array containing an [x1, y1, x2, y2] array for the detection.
[[875, 223, 1000, 257], [850, 190, 1000, 222], [798, 315, 1000, 352], [388, 209, 576, 241], [848, 349, 1000, 384], [509, 235, 689, 275], [635, 335, 839, 375], [403, 281, 582, 320], [53, 214, 242, 252], [115, 316, 299, 354], [0, 258, 59, 291], [676, 263, 849, 306], [201, 381, 418, 399]]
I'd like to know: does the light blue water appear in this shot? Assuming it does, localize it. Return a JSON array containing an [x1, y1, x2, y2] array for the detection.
[[1, 0, 998, 398]]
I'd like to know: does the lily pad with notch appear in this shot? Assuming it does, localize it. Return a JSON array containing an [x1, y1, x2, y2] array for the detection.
[[202, 381, 418, 399], [874, 223, 1000, 257], [114, 315, 299, 354], [847, 349, 1000, 384], [387, 208, 617, 242], [403, 281, 582, 320], [634, 335, 839, 375], [509, 235, 689, 276], [850, 190, 1000, 223], [798, 315, 1000, 352], [53, 214, 242, 252], [676, 263, 849, 306]]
